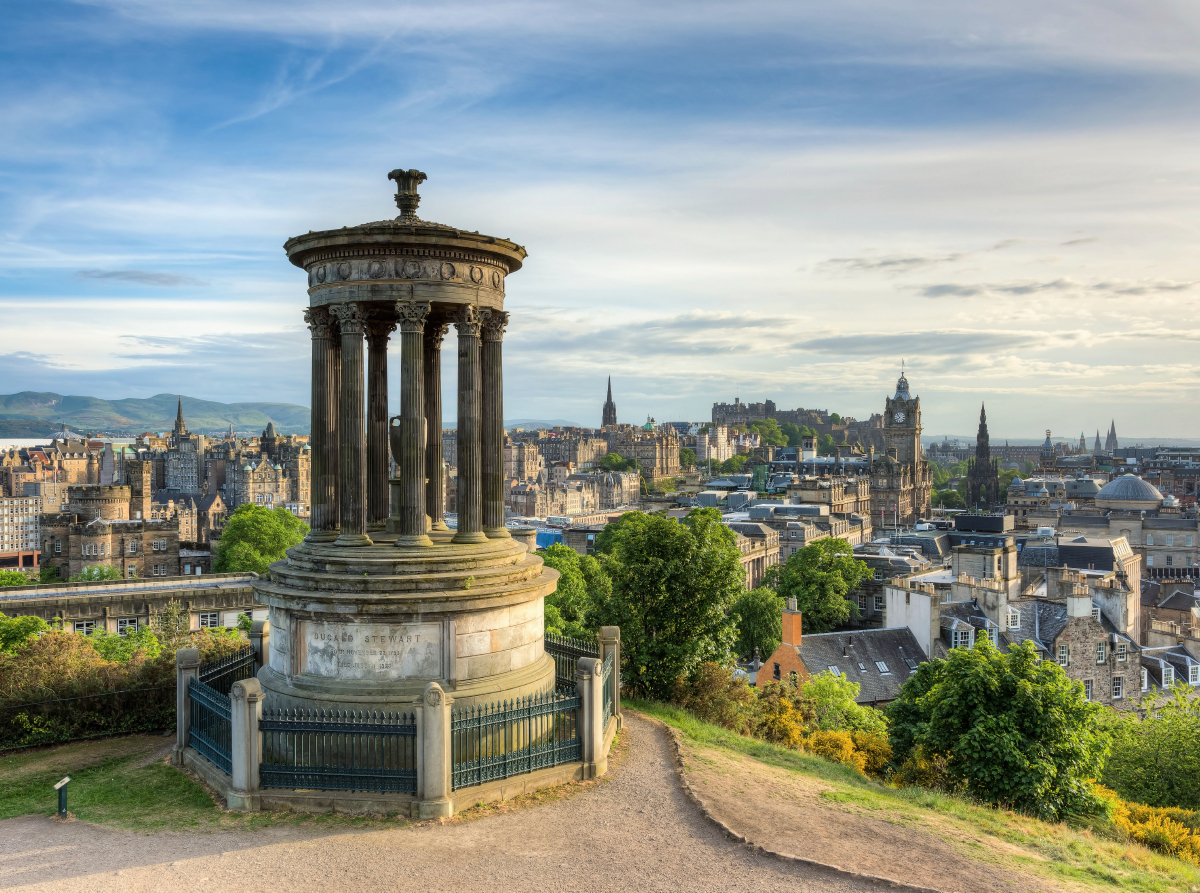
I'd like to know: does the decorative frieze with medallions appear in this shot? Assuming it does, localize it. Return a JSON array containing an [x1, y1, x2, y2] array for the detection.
[[306, 254, 507, 291]]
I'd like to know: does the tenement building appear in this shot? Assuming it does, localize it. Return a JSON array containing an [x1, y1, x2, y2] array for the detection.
[[607, 419, 681, 484]]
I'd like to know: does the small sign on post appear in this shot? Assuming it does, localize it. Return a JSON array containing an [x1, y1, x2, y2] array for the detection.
[[54, 776, 70, 819]]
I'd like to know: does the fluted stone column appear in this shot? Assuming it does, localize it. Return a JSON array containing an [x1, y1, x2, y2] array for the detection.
[[332, 303, 371, 546], [452, 305, 487, 544], [424, 319, 450, 532], [394, 301, 432, 547], [366, 318, 395, 532], [304, 307, 339, 542], [481, 310, 510, 539]]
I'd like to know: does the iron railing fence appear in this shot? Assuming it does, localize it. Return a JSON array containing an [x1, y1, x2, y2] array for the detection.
[[199, 647, 257, 696], [544, 632, 599, 690], [260, 708, 418, 794], [0, 686, 174, 751], [451, 687, 581, 791], [601, 651, 613, 731], [188, 677, 232, 774]]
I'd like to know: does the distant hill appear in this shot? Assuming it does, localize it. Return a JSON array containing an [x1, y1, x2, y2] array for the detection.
[[0, 417, 61, 439], [503, 418, 586, 430], [0, 392, 310, 435]]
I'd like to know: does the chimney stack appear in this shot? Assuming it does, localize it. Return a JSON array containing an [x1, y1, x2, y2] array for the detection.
[[782, 597, 802, 647]]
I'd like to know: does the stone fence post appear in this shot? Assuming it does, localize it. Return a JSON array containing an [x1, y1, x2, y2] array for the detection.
[[250, 619, 269, 668], [419, 682, 453, 819], [228, 678, 264, 811], [598, 625, 622, 730], [576, 657, 605, 779], [172, 647, 199, 766]]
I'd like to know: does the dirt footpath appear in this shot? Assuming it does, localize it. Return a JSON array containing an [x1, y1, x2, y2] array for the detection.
[[674, 734, 1043, 893], [0, 714, 885, 893]]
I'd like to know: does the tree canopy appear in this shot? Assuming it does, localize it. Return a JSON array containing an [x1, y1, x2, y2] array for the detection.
[[763, 538, 868, 634], [679, 447, 697, 468], [539, 544, 610, 639], [747, 418, 787, 447], [730, 586, 783, 660], [591, 508, 744, 699], [213, 504, 309, 576], [1100, 684, 1200, 811], [598, 452, 638, 473], [69, 565, 124, 582], [0, 570, 31, 587], [887, 639, 1106, 819]]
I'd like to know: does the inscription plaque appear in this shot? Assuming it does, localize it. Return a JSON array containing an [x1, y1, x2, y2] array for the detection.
[[301, 620, 442, 680]]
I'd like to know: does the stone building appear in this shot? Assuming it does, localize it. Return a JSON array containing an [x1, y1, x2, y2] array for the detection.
[[40, 483, 181, 580], [869, 369, 933, 526], [607, 419, 681, 484], [696, 424, 735, 464], [503, 435, 544, 482], [724, 521, 780, 589], [965, 403, 1000, 510], [534, 430, 609, 469], [164, 400, 208, 494]]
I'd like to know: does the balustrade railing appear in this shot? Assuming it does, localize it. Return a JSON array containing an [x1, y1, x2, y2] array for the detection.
[[260, 708, 418, 794], [451, 688, 581, 791]]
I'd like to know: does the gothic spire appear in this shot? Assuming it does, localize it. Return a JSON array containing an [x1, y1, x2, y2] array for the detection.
[[173, 397, 187, 437]]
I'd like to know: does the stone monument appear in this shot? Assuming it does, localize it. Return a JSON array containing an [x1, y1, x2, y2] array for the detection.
[[254, 169, 558, 711]]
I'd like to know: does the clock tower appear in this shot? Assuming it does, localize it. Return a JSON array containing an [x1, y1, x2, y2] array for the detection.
[[871, 366, 932, 527], [883, 369, 921, 464]]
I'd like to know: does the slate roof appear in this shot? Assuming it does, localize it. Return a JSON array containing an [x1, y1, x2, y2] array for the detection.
[[1003, 597, 1140, 660], [1141, 645, 1199, 690], [795, 627, 925, 704]]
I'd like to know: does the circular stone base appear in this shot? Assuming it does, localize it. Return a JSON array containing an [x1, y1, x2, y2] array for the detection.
[[253, 535, 560, 713]]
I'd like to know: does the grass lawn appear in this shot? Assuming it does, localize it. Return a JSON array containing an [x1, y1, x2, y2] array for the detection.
[[627, 698, 1200, 893], [0, 735, 409, 832]]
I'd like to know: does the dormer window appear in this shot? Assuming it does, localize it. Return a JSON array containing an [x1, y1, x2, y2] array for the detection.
[[952, 629, 972, 649], [1163, 666, 1175, 687], [1006, 609, 1020, 629], [1117, 643, 1127, 662], [1190, 665, 1199, 685]]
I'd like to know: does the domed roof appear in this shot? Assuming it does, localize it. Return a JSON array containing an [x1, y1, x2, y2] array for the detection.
[[1097, 474, 1163, 502]]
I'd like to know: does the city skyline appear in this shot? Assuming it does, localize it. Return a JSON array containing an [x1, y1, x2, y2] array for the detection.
[[4, 3, 1200, 436]]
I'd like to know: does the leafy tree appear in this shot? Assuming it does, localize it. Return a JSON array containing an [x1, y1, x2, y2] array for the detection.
[[730, 586, 783, 659], [763, 538, 869, 634], [591, 508, 744, 699], [719, 455, 748, 474], [747, 418, 787, 447], [0, 569, 31, 587], [932, 490, 964, 509], [38, 565, 61, 583], [213, 504, 308, 575], [152, 599, 193, 655], [999, 469, 1023, 491], [930, 464, 951, 488], [540, 544, 611, 639], [69, 565, 124, 582], [817, 433, 837, 456], [89, 626, 163, 663], [1021, 460, 1037, 474], [679, 447, 697, 468], [829, 413, 842, 425], [593, 512, 637, 555], [886, 639, 1106, 820], [598, 452, 636, 473], [1100, 684, 1200, 811], [780, 422, 802, 447], [0, 612, 49, 654], [801, 671, 887, 735], [237, 612, 253, 634]]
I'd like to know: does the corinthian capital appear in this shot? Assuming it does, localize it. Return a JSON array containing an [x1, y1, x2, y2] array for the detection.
[[454, 304, 481, 337], [424, 319, 449, 350], [331, 302, 367, 335], [480, 309, 509, 343], [365, 318, 397, 343], [303, 306, 334, 339], [395, 300, 431, 334]]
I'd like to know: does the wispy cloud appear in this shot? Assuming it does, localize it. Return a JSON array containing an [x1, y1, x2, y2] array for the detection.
[[75, 269, 209, 287]]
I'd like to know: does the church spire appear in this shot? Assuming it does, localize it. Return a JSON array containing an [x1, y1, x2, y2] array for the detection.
[[602, 376, 617, 427], [173, 397, 187, 437]]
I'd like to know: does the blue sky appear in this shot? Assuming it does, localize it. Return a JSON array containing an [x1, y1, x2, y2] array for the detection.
[[4, 1, 1200, 438]]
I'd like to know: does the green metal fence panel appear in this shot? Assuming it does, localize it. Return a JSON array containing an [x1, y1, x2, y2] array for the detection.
[[260, 709, 417, 794], [188, 677, 232, 774], [601, 651, 613, 731], [199, 647, 257, 696], [543, 632, 599, 690], [451, 687, 581, 791]]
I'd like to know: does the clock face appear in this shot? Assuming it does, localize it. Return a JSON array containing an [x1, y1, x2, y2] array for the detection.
[[893, 411, 906, 424]]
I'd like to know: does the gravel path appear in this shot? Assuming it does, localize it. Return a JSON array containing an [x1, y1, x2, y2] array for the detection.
[[0, 713, 886, 893]]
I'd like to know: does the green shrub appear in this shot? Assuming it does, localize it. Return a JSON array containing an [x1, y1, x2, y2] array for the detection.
[[1100, 685, 1200, 811], [671, 661, 756, 735]]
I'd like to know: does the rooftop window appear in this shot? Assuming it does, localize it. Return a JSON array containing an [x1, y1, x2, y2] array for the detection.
[[875, 661, 890, 674]]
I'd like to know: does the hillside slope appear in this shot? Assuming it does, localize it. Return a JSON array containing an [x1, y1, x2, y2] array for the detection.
[[635, 700, 1200, 893], [0, 392, 310, 434]]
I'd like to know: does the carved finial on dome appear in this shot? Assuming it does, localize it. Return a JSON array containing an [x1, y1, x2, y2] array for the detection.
[[388, 168, 427, 223]]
